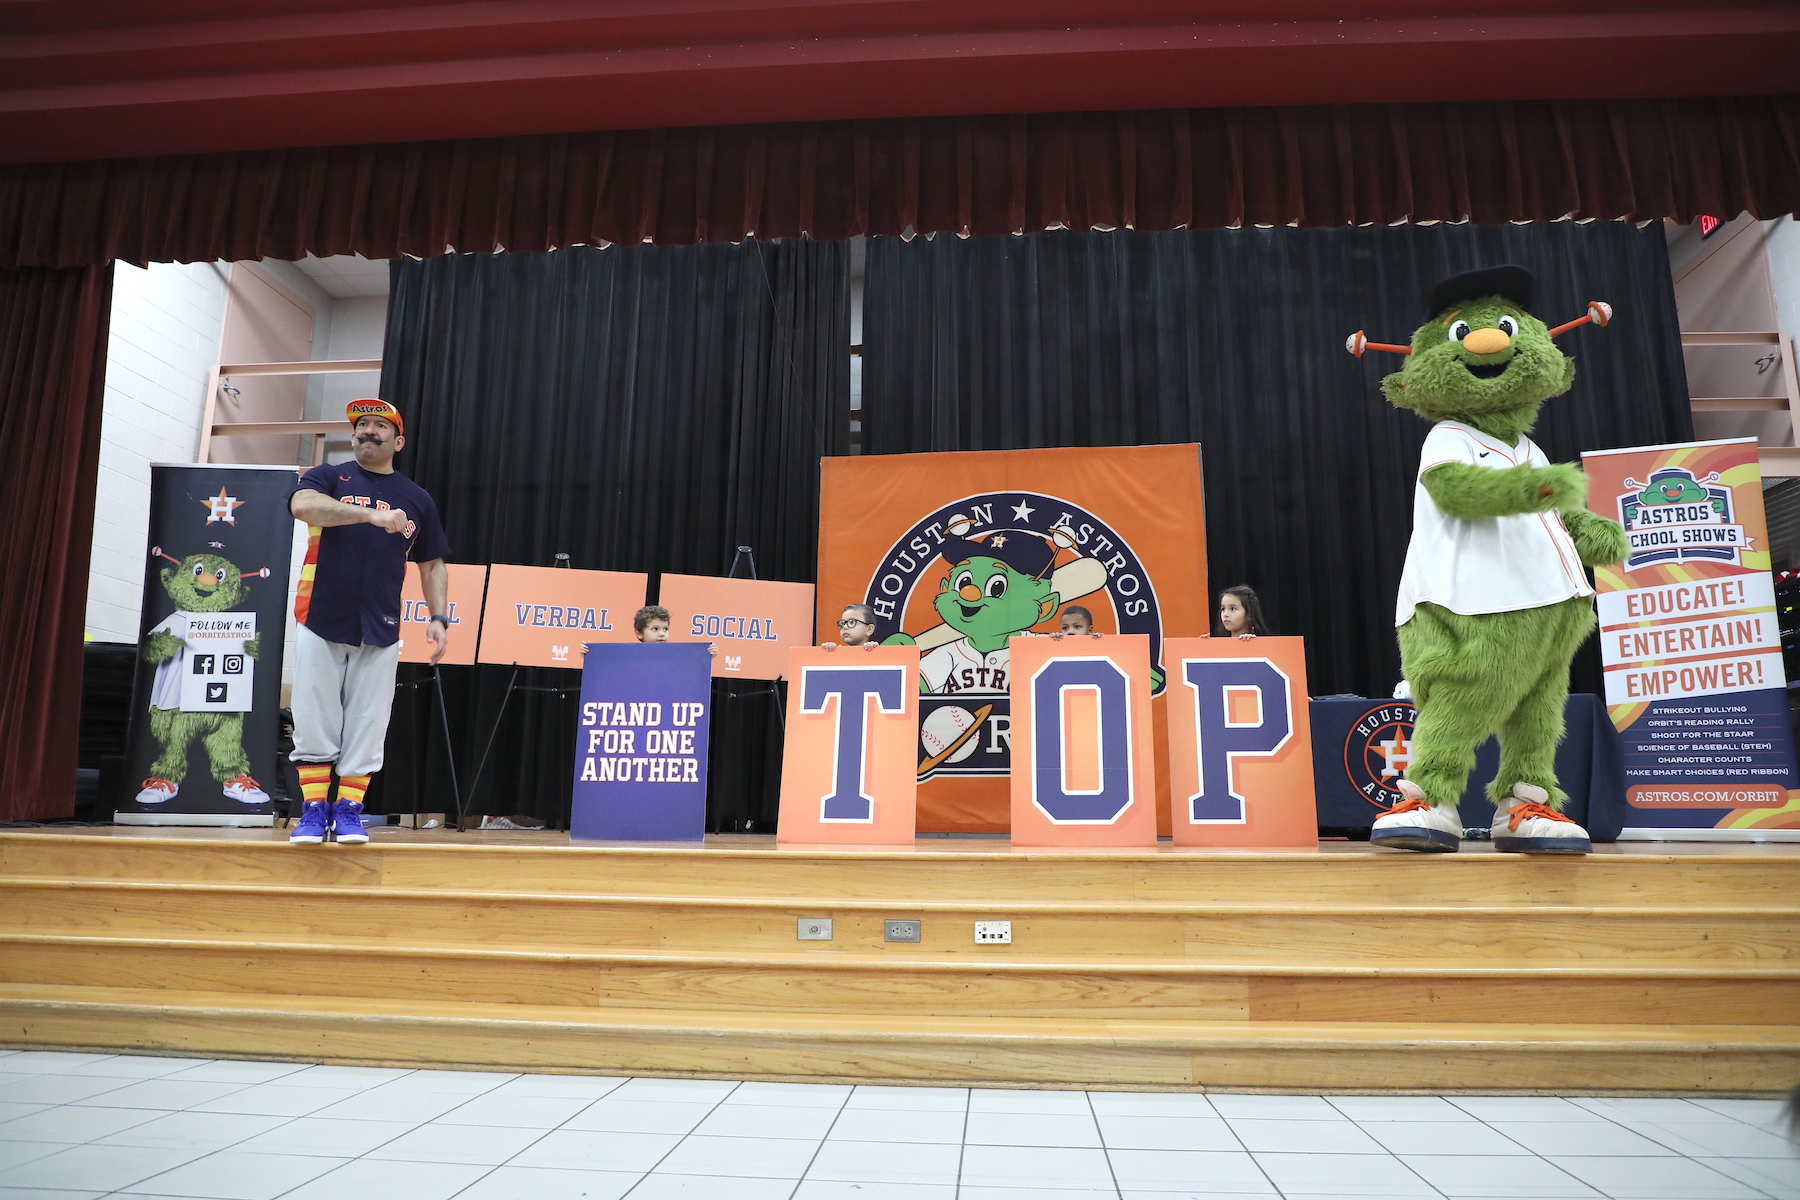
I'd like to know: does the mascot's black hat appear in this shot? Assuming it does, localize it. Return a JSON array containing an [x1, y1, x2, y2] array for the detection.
[[940, 530, 1058, 581], [1427, 265, 1534, 321]]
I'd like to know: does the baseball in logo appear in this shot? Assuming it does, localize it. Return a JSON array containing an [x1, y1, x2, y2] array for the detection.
[[861, 493, 1163, 781], [1342, 701, 1418, 809]]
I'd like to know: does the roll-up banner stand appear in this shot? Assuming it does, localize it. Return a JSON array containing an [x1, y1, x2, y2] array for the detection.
[[119, 464, 297, 825], [1582, 437, 1800, 839]]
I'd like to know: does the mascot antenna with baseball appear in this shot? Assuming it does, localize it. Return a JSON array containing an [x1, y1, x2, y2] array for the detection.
[[1346, 264, 1629, 854]]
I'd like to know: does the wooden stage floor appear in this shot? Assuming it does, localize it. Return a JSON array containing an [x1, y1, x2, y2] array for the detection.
[[1, 826, 1795, 1093]]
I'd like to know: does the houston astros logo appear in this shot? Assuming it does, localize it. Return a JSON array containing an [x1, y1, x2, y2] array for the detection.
[[201, 488, 243, 525], [1343, 702, 1418, 809], [1616, 467, 1744, 570], [862, 491, 1162, 781]]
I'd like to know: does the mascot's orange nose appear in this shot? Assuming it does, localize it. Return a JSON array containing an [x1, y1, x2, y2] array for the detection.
[[959, 585, 982, 602], [1462, 327, 1511, 355]]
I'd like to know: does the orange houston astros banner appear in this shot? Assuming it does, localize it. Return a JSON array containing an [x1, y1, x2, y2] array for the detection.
[[817, 445, 1209, 833]]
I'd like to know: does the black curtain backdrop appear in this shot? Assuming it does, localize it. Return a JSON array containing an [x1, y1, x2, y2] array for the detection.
[[862, 221, 1693, 700], [377, 239, 849, 829]]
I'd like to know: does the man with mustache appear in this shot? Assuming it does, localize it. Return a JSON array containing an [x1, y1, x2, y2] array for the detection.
[[284, 398, 451, 845]]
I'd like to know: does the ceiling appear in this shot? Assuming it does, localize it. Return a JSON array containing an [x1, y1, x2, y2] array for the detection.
[[294, 253, 390, 298], [2, 1, 1796, 166]]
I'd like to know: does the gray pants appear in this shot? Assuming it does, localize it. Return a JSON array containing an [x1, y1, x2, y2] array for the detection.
[[290, 623, 401, 777]]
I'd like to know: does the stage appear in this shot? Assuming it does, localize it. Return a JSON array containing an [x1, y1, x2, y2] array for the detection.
[[0, 828, 1795, 1095]]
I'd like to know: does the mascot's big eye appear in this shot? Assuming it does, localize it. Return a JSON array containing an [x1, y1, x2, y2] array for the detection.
[[1498, 316, 1519, 336], [1448, 320, 1472, 343], [954, 570, 974, 591], [191, 562, 206, 578], [985, 575, 1008, 599]]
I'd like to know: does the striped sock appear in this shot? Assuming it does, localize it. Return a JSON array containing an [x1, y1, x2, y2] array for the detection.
[[335, 774, 371, 809], [297, 764, 333, 805]]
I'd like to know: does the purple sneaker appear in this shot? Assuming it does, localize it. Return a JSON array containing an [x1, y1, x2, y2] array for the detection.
[[289, 801, 330, 845], [332, 801, 370, 844]]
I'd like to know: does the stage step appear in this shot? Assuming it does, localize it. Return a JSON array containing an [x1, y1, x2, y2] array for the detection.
[[1, 930, 1795, 1025], [3, 879, 1796, 962], [2, 832, 1796, 1091], [5, 834, 1794, 905], [1, 983, 1795, 1093]]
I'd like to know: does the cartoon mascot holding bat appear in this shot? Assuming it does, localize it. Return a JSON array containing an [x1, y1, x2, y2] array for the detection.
[[883, 514, 1111, 696]]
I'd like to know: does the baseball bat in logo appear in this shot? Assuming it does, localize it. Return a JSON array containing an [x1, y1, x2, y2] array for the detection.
[[861, 492, 1163, 783]]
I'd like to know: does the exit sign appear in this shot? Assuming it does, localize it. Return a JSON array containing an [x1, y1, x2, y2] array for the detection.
[[1699, 215, 1723, 238]]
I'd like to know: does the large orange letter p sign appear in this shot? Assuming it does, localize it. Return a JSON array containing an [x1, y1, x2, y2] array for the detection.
[[1165, 636, 1316, 846], [777, 645, 920, 844]]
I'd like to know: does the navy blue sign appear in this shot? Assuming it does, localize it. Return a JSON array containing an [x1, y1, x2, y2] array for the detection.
[[571, 642, 711, 841]]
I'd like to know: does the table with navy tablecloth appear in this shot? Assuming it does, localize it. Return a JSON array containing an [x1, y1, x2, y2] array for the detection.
[[1308, 693, 1627, 841]]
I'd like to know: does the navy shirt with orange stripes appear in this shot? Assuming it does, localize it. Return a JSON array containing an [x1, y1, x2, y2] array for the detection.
[[289, 461, 450, 648]]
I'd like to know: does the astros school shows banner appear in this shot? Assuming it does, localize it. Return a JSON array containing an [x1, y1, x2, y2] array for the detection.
[[477, 565, 647, 668], [1164, 636, 1316, 847], [570, 642, 711, 840], [1008, 634, 1159, 846], [1582, 437, 1800, 837], [659, 574, 816, 680], [397, 562, 487, 665], [777, 645, 920, 843], [120, 465, 295, 824], [817, 445, 1208, 833]]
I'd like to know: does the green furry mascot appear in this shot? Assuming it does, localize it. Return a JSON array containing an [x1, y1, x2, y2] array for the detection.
[[134, 550, 270, 807], [1348, 266, 1629, 854]]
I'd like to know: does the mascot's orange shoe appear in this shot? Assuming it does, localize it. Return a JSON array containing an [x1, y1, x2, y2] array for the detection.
[[1370, 780, 1462, 852], [1492, 783, 1591, 855], [222, 774, 270, 805], [134, 778, 178, 804]]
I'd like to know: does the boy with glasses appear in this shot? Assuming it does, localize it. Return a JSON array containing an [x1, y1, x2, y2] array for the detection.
[[824, 603, 878, 651]]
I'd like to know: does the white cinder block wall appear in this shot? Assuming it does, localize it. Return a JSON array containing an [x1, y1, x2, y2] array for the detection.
[[1768, 217, 1800, 343], [86, 261, 231, 644]]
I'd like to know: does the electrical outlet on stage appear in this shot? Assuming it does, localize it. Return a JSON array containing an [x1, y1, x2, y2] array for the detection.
[[884, 919, 922, 942], [974, 921, 1012, 944], [797, 918, 833, 940]]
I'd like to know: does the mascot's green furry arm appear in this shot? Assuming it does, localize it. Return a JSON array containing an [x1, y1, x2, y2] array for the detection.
[[1347, 265, 1627, 855]]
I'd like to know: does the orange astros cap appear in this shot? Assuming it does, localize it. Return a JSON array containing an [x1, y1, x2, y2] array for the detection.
[[346, 398, 403, 434]]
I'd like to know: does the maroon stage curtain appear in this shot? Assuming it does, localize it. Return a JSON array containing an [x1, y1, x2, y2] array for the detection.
[[2, 96, 1797, 269], [0, 265, 112, 820]]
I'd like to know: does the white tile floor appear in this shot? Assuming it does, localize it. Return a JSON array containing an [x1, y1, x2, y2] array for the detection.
[[0, 1050, 1792, 1199]]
